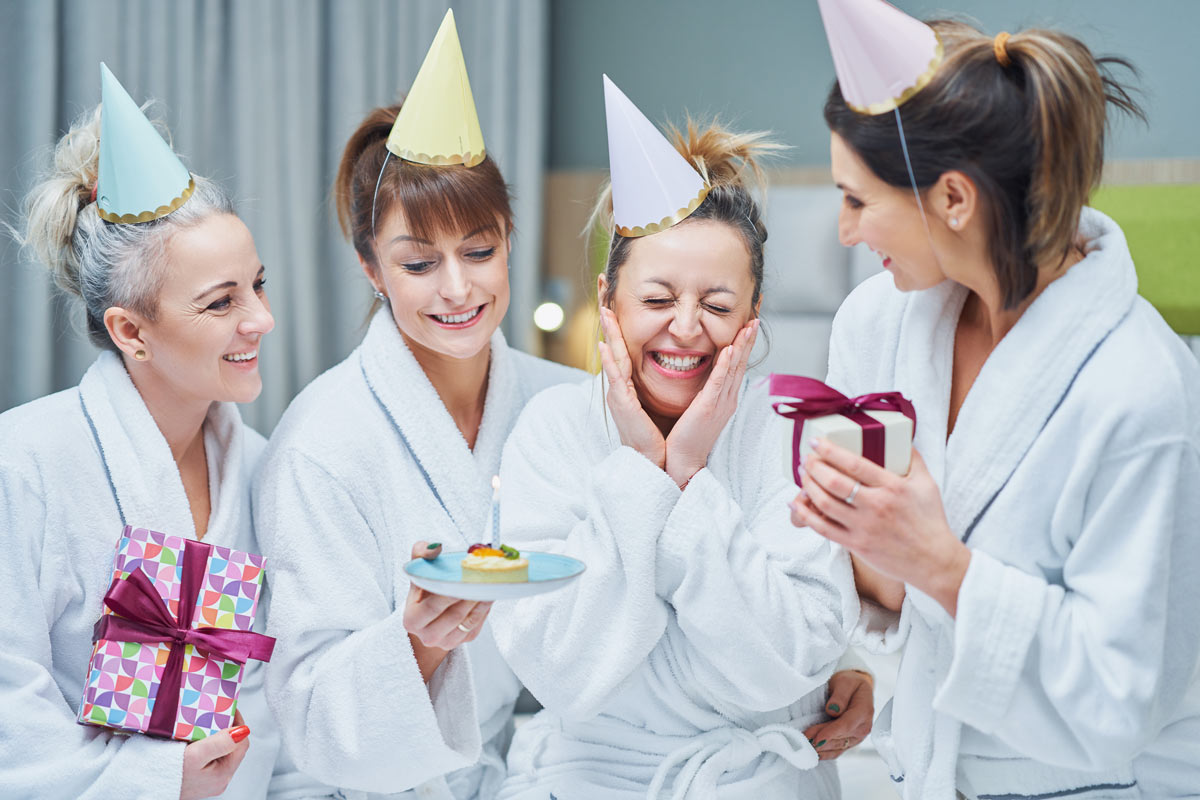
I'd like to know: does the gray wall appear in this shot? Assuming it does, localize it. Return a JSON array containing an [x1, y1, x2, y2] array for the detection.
[[549, 0, 1200, 170]]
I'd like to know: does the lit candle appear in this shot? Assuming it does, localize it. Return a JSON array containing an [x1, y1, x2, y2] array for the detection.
[[490, 475, 501, 549]]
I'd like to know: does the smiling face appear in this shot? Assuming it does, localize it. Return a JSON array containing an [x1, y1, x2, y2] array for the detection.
[[371, 208, 510, 362], [831, 132, 946, 292], [138, 213, 274, 405], [604, 219, 757, 423]]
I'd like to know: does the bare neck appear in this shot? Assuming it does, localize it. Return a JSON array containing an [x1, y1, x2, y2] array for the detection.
[[958, 247, 1082, 347], [123, 358, 210, 465], [405, 335, 491, 450]]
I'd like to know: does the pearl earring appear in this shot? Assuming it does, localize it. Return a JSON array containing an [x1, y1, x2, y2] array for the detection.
[[950, 217, 960, 228]]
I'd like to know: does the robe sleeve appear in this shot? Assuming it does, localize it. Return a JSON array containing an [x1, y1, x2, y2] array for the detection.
[[0, 466, 186, 799], [650, 430, 858, 712], [934, 438, 1200, 769], [491, 394, 681, 722], [256, 446, 479, 792]]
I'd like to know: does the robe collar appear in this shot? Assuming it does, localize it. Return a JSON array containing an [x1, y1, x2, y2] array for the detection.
[[358, 308, 519, 545], [77, 350, 246, 547], [899, 208, 1137, 544]]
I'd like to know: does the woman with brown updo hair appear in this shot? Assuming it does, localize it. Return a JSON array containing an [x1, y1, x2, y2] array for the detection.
[[791, 17, 1200, 799], [489, 81, 863, 794], [254, 89, 582, 800]]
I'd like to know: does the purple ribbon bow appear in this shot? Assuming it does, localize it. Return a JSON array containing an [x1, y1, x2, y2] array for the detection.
[[768, 374, 917, 486], [92, 538, 275, 739]]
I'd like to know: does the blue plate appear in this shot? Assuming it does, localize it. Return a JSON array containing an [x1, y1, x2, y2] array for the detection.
[[404, 551, 586, 601]]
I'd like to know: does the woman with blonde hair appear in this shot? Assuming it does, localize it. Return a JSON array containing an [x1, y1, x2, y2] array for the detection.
[[0, 66, 283, 799], [793, 13, 1200, 799], [490, 78, 861, 799]]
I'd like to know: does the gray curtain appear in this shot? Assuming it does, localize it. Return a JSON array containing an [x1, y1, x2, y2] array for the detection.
[[0, 0, 548, 432]]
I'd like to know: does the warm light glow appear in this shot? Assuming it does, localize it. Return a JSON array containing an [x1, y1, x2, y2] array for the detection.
[[533, 301, 565, 332]]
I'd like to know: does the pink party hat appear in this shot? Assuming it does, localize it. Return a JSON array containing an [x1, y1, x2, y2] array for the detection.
[[603, 75, 708, 238], [816, 0, 944, 115]]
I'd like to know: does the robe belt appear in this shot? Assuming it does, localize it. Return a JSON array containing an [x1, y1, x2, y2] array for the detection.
[[648, 722, 819, 799], [92, 538, 276, 738], [768, 374, 917, 485]]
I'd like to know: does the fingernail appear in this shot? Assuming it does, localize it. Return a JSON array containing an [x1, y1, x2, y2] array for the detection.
[[828, 703, 840, 713], [816, 739, 827, 748], [427, 542, 441, 550], [813, 438, 827, 451], [230, 725, 251, 743]]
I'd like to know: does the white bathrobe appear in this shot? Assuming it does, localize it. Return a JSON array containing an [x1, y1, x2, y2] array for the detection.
[[490, 374, 859, 799], [256, 309, 582, 799], [829, 209, 1200, 799], [0, 350, 289, 799]]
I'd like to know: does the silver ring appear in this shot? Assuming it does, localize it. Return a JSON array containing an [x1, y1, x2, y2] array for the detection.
[[456, 622, 473, 633], [845, 481, 861, 506]]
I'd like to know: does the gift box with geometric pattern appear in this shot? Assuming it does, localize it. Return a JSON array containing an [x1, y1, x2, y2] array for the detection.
[[77, 526, 274, 741]]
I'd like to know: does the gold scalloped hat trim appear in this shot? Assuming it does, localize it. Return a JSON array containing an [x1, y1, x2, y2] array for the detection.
[[816, 0, 945, 116], [615, 185, 710, 238], [603, 75, 709, 239], [98, 178, 195, 224], [388, 149, 486, 168], [846, 38, 944, 115], [96, 63, 195, 224], [386, 9, 487, 167]]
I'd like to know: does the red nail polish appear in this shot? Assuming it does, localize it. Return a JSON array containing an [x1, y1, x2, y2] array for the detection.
[[230, 725, 250, 743]]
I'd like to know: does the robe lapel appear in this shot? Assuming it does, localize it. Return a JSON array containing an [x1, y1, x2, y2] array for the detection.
[[359, 309, 511, 544], [77, 351, 245, 544], [932, 209, 1136, 541], [894, 279, 964, 492], [197, 401, 246, 550]]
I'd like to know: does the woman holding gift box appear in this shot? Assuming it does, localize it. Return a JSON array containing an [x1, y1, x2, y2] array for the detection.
[[487, 78, 861, 799], [253, 12, 583, 800], [0, 65, 304, 799], [790, 6, 1200, 799]]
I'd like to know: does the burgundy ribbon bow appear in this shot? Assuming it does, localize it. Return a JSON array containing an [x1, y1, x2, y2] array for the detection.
[[768, 374, 916, 485], [92, 538, 275, 739]]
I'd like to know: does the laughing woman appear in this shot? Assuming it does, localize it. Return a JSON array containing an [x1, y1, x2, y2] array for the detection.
[[0, 73, 278, 798], [254, 14, 581, 799], [792, 17, 1200, 800], [490, 83, 859, 800]]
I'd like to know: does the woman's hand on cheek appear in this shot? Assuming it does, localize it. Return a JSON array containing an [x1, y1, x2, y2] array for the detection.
[[789, 440, 971, 617], [664, 319, 758, 488], [599, 307, 666, 469]]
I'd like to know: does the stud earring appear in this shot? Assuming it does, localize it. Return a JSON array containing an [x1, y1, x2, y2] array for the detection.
[[373, 289, 388, 301], [950, 217, 960, 228], [134, 349, 147, 361]]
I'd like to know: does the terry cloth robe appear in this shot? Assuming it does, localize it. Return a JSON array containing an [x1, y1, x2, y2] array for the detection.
[[490, 374, 860, 800], [0, 350, 294, 799], [256, 308, 583, 800], [829, 208, 1200, 800]]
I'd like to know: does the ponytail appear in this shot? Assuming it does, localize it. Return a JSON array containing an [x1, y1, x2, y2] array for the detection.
[[16, 103, 234, 350], [334, 102, 513, 279], [592, 117, 782, 309], [824, 19, 1144, 308]]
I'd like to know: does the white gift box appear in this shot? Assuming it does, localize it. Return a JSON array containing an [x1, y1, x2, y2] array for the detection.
[[780, 409, 914, 485]]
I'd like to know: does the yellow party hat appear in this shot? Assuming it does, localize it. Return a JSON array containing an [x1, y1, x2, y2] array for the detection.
[[387, 9, 486, 167]]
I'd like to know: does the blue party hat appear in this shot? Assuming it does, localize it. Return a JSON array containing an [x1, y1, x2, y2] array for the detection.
[[96, 63, 194, 224]]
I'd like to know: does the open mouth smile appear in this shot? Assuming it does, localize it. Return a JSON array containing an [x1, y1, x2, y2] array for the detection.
[[429, 304, 486, 328], [648, 351, 711, 379]]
